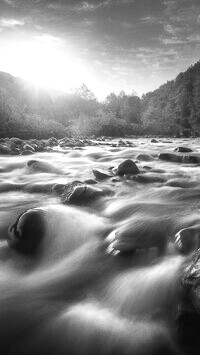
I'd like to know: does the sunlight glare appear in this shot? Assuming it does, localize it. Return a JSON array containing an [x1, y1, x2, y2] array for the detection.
[[0, 38, 87, 91]]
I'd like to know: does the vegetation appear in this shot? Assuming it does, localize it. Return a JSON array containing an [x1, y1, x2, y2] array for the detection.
[[1, 60, 200, 138]]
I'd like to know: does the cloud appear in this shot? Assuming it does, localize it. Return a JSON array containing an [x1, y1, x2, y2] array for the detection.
[[2, 0, 16, 5], [33, 34, 62, 44], [0, 18, 25, 27]]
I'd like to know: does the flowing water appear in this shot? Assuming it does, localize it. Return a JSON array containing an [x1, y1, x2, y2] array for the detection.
[[0, 137, 200, 354]]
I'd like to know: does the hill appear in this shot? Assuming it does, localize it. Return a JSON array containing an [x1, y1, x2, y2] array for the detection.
[[141, 61, 200, 136]]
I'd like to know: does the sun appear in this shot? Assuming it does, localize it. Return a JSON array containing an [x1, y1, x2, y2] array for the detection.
[[0, 37, 87, 92]]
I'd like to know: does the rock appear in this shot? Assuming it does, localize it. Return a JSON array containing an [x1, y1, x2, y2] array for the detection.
[[116, 159, 139, 176], [176, 301, 200, 350], [0, 144, 12, 155], [106, 216, 168, 255], [174, 227, 200, 254], [174, 147, 193, 153], [151, 139, 159, 143], [181, 155, 199, 164], [159, 153, 182, 163], [61, 181, 104, 204], [92, 168, 114, 180], [23, 144, 35, 152], [47, 137, 58, 146], [20, 150, 34, 155], [136, 153, 154, 161], [27, 159, 60, 173], [84, 179, 98, 184], [8, 208, 46, 254], [132, 174, 166, 184], [10, 137, 23, 146], [51, 183, 66, 194], [182, 249, 200, 313]]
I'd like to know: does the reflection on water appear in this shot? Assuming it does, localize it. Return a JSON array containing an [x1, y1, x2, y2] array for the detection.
[[0, 138, 199, 354]]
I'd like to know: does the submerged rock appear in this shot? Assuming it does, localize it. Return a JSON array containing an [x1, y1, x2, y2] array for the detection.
[[106, 216, 168, 255], [61, 181, 104, 204], [159, 153, 182, 163], [92, 168, 114, 180], [136, 153, 154, 161], [182, 155, 199, 164], [27, 159, 60, 173], [116, 159, 139, 176], [8, 208, 46, 254], [174, 227, 200, 254]]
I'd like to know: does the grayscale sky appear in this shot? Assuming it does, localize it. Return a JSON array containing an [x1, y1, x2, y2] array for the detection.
[[0, 0, 200, 99]]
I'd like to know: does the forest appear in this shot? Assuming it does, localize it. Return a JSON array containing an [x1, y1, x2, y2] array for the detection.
[[0, 60, 200, 138]]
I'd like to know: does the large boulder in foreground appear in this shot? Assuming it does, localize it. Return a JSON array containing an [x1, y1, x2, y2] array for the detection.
[[61, 181, 104, 204], [116, 159, 139, 176], [182, 249, 200, 313], [8, 208, 46, 254]]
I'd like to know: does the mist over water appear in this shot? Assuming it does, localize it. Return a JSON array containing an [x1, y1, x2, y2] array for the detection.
[[0, 137, 200, 354]]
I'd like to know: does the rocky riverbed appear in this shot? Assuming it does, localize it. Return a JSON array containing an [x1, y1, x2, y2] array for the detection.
[[1, 136, 200, 354]]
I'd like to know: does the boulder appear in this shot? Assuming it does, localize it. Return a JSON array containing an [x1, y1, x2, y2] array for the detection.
[[61, 181, 104, 204], [182, 249, 200, 313], [116, 159, 139, 176], [8, 208, 46, 254]]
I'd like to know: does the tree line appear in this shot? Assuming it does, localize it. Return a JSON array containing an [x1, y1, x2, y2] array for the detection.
[[0, 60, 200, 138]]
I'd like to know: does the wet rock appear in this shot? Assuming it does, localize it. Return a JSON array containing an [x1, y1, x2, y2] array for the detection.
[[182, 249, 200, 313], [136, 153, 154, 161], [151, 138, 159, 143], [92, 168, 114, 180], [61, 181, 104, 204], [116, 159, 139, 176], [20, 150, 34, 155], [174, 227, 200, 254], [10, 137, 23, 146], [51, 183, 66, 195], [27, 159, 60, 173], [176, 300, 200, 351], [8, 208, 46, 254], [106, 216, 168, 255], [182, 155, 199, 164], [47, 137, 58, 146], [159, 153, 182, 163], [23, 144, 35, 152], [0, 144, 12, 155], [111, 177, 121, 182], [132, 174, 166, 184], [174, 147, 193, 153], [84, 179, 98, 184]]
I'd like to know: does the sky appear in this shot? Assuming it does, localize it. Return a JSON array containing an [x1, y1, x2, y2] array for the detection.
[[0, 0, 200, 100]]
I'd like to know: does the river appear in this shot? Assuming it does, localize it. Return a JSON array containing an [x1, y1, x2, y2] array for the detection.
[[0, 137, 200, 355]]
